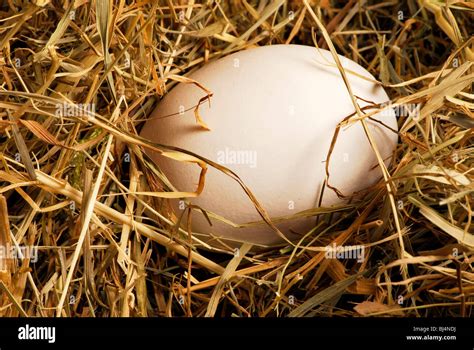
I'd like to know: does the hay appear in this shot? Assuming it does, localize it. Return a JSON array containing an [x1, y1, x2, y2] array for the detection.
[[0, 0, 473, 317]]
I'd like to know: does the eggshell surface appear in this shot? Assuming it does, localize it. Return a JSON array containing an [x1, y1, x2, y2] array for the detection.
[[140, 44, 398, 248]]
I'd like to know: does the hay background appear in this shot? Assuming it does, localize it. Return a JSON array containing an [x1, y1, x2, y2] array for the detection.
[[0, 0, 473, 317]]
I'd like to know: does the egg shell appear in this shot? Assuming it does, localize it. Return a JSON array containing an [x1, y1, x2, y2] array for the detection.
[[140, 44, 398, 248]]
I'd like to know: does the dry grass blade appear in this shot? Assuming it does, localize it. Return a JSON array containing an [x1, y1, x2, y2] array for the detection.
[[354, 300, 403, 316], [205, 243, 252, 317], [6, 112, 36, 180], [0, 281, 28, 317], [288, 271, 367, 317], [18, 119, 71, 150], [96, 0, 117, 103], [409, 196, 474, 248], [0, 195, 11, 287]]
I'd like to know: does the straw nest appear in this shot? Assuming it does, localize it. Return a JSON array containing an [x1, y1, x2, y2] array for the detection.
[[0, 0, 473, 317]]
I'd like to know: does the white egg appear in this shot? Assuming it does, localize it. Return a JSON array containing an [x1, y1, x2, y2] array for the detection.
[[141, 44, 398, 248]]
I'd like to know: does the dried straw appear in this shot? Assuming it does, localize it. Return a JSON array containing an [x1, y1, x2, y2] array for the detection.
[[0, 0, 472, 317]]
